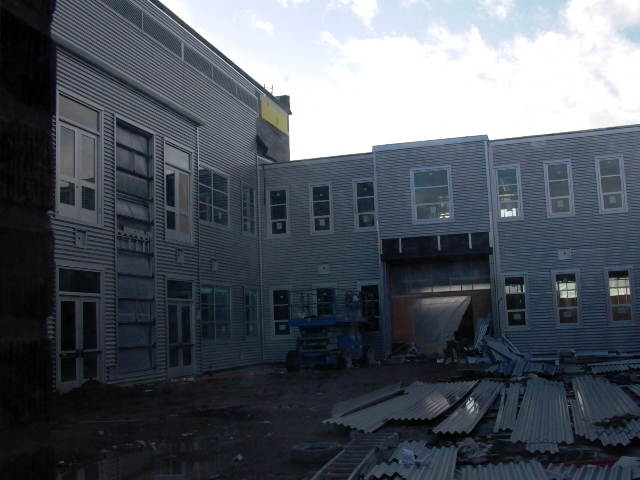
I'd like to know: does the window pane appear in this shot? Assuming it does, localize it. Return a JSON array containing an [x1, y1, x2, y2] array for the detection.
[[199, 168, 211, 187], [270, 190, 286, 205], [168, 305, 178, 343], [313, 201, 331, 216], [356, 181, 374, 197], [60, 126, 76, 178], [559, 308, 578, 323], [117, 126, 149, 155], [181, 306, 191, 342], [271, 221, 286, 234], [415, 186, 449, 204], [213, 208, 228, 225], [315, 218, 330, 230], [549, 180, 569, 197], [506, 293, 526, 310], [166, 170, 175, 207], [547, 163, 568, 181], [601, 176, 622, 193], [82, 302, 98, 350], [508, 311, 526, 326], [313, 186, 330, 201], [271, 205, 286, 220], [59, 95, 99, 131], [211, 173, 227, 193], [59, 268, 101, 293], [81, 135, 96, 183], [178, 172, 189, 212], [179, 213, 190, 234], [599, 158, 620, 176], [60, 180, 75, 206], [497, 169, 517, 185], [414, 170, 448, 188], [551, 198, 570, 213], [612, 306, 632, 321], [416, 203, 449, 219], [167, 280, 192, 299], [359, 213, 375, 228], [211, 189, 227, 209], [82, 186, 96, 211], [604, 193, 623, 209], [60, 301, 76, 351], [357, 197, 375, 213], [167, 210, 176, 230], [165, 144, 190, 170]]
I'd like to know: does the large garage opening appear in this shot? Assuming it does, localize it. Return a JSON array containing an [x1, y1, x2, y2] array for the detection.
[[387, 254, 492, 358]]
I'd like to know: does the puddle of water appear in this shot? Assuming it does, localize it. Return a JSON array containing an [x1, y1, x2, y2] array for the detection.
[[56, 439, 232, 480]]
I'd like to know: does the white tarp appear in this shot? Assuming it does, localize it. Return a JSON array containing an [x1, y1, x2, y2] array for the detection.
[[412, 296, 471, 356]]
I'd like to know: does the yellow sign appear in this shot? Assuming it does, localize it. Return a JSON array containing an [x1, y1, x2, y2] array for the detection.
[[260, 98, 289, 135]]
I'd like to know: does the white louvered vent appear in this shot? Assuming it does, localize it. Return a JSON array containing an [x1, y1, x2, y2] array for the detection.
[[142, 14, 182, 56], [102, 0, 143, 27]]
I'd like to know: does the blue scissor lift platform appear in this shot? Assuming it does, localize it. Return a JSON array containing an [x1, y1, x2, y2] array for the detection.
[[285, 289, 376, 372]]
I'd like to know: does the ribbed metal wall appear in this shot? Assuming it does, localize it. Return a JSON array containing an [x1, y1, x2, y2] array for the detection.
[[374, 138, 491, 240], [492, 129, 640, 354], [261, 154, 382, 362]]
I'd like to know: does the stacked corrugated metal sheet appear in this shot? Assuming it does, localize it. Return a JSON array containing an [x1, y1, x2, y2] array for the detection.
[[324, 381, 477, 432], [494, 383, 520, 432], [510, 378, 573, 453], [626, 384, 640, 397], [456, 460, 548, 480], [367, 443, 458, 480], [544, 464, 633, 480], [570, 376, 640, 446], [432, 381, 503, 434]]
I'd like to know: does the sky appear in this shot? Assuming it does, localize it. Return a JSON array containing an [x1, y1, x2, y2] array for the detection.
[[160, 0, 640, 160]]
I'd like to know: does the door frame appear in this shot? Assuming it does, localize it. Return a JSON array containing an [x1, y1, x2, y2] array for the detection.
[[166, 279, 196, 378]]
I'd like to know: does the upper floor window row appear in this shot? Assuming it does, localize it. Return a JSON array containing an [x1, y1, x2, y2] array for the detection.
[[165, 143, 192, 243], [497, 155, 628, 220], [411, 167, 453, 223]]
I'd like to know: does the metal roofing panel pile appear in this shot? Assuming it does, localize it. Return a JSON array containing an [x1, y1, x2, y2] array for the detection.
[[627, 384, 640, 397], [570, 376, 640, 446], [332, 382, 404, 418], [483, 336, 520, 362], [324, 381, 477, 432], [544, 464, 632, 480], [432, 381, 503, 434], [509, 378, 573, 453], [388, 381, 478, 421], [494, 383, 520, 432], [367, 445, 458, 480], [591, 364, 632, 374], [456, 460, 548, 480]]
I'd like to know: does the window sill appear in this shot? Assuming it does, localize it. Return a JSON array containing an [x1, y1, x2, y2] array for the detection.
[[412, 217, 455, 225], [598, 208, 628, 215]]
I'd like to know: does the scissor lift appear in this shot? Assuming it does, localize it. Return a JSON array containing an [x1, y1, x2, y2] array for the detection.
[[285, 289, 376, 372]]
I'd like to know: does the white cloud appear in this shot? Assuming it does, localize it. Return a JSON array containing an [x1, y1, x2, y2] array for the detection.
[[479, 0, 514, 20], [160, 0, 194, 23], [288, 0, 640, 159], [329, 0, 379, 26], [276, 0, 312, 6], [250, 14, 275, 34]]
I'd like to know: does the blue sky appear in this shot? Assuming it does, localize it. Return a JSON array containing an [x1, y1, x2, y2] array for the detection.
[[160, 0, 640, 159]]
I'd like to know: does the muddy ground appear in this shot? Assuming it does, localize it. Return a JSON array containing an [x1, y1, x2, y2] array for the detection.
[[53, 362, 467, 479]]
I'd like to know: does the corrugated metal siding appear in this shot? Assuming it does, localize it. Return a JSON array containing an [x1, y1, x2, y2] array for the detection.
[[374, 140, 490, 240], [492, 131, 640, 354], [262, 155, 382, 362]]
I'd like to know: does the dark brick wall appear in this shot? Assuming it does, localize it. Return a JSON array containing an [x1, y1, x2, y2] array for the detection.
[[0, 0, 56, 478]]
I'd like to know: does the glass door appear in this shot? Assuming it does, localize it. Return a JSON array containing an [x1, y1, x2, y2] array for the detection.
[[58, 297, 101, 392], [167, 301, 195, 377]]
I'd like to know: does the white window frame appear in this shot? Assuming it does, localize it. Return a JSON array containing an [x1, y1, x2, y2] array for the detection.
[[595, 154, 627, 214], [309, 183, 334, 235], [502, 274, 529, 330], [56, 91, 102, 225], [353, 179, 376, 231], [198, 166, 229, 228], [165, 141, 193, 243], [410, 166, 454, 224], [270, 285, 293, 338], [200, 285, 232, 341], [495, 165, 523, 221], [604, 267, 635, 324], [267, 187, 290, 237], [552, 270, 581, 327], [241, 183, 256, 235], [244, 287, 259, 339], [544, 160, 574, 217]]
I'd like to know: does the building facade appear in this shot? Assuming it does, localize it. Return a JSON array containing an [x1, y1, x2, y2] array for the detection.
[[50, 0, 640, 391]]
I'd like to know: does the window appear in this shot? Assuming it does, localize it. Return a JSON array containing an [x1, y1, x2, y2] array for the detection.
[[199, 168, 228, 226], [268, 188, 289, 236], [360, 284, 380, 331], [554, 272, 580, 325], [596, 155, 627, 213], [310, 184, 333, 233], [504, 276, 527, 327], [242, 184, 256, 234], [354, 180, 376, 230], [411, 167, 453, 222], [272, 289, 291, 335], [244, 289, 259, 337], [201, 286, 231, 340], [57, 94, 100, 223], [496, 167, 522, 219], [544, 161, 574, 216], [606, 269, 633, 322], [165, 144, 192, 242]]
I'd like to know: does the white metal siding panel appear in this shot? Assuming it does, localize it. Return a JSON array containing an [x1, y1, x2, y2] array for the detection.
[[374, 140, 490, 240], [262, 155, 381, 362], [492, 131, 640, 354]]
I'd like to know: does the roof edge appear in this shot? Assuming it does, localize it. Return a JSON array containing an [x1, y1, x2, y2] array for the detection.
[[373, 135, 488, 153]]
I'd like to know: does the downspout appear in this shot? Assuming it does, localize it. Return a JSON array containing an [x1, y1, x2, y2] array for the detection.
[[257, 154, 266, 364], [485, 139, 502, 337]]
